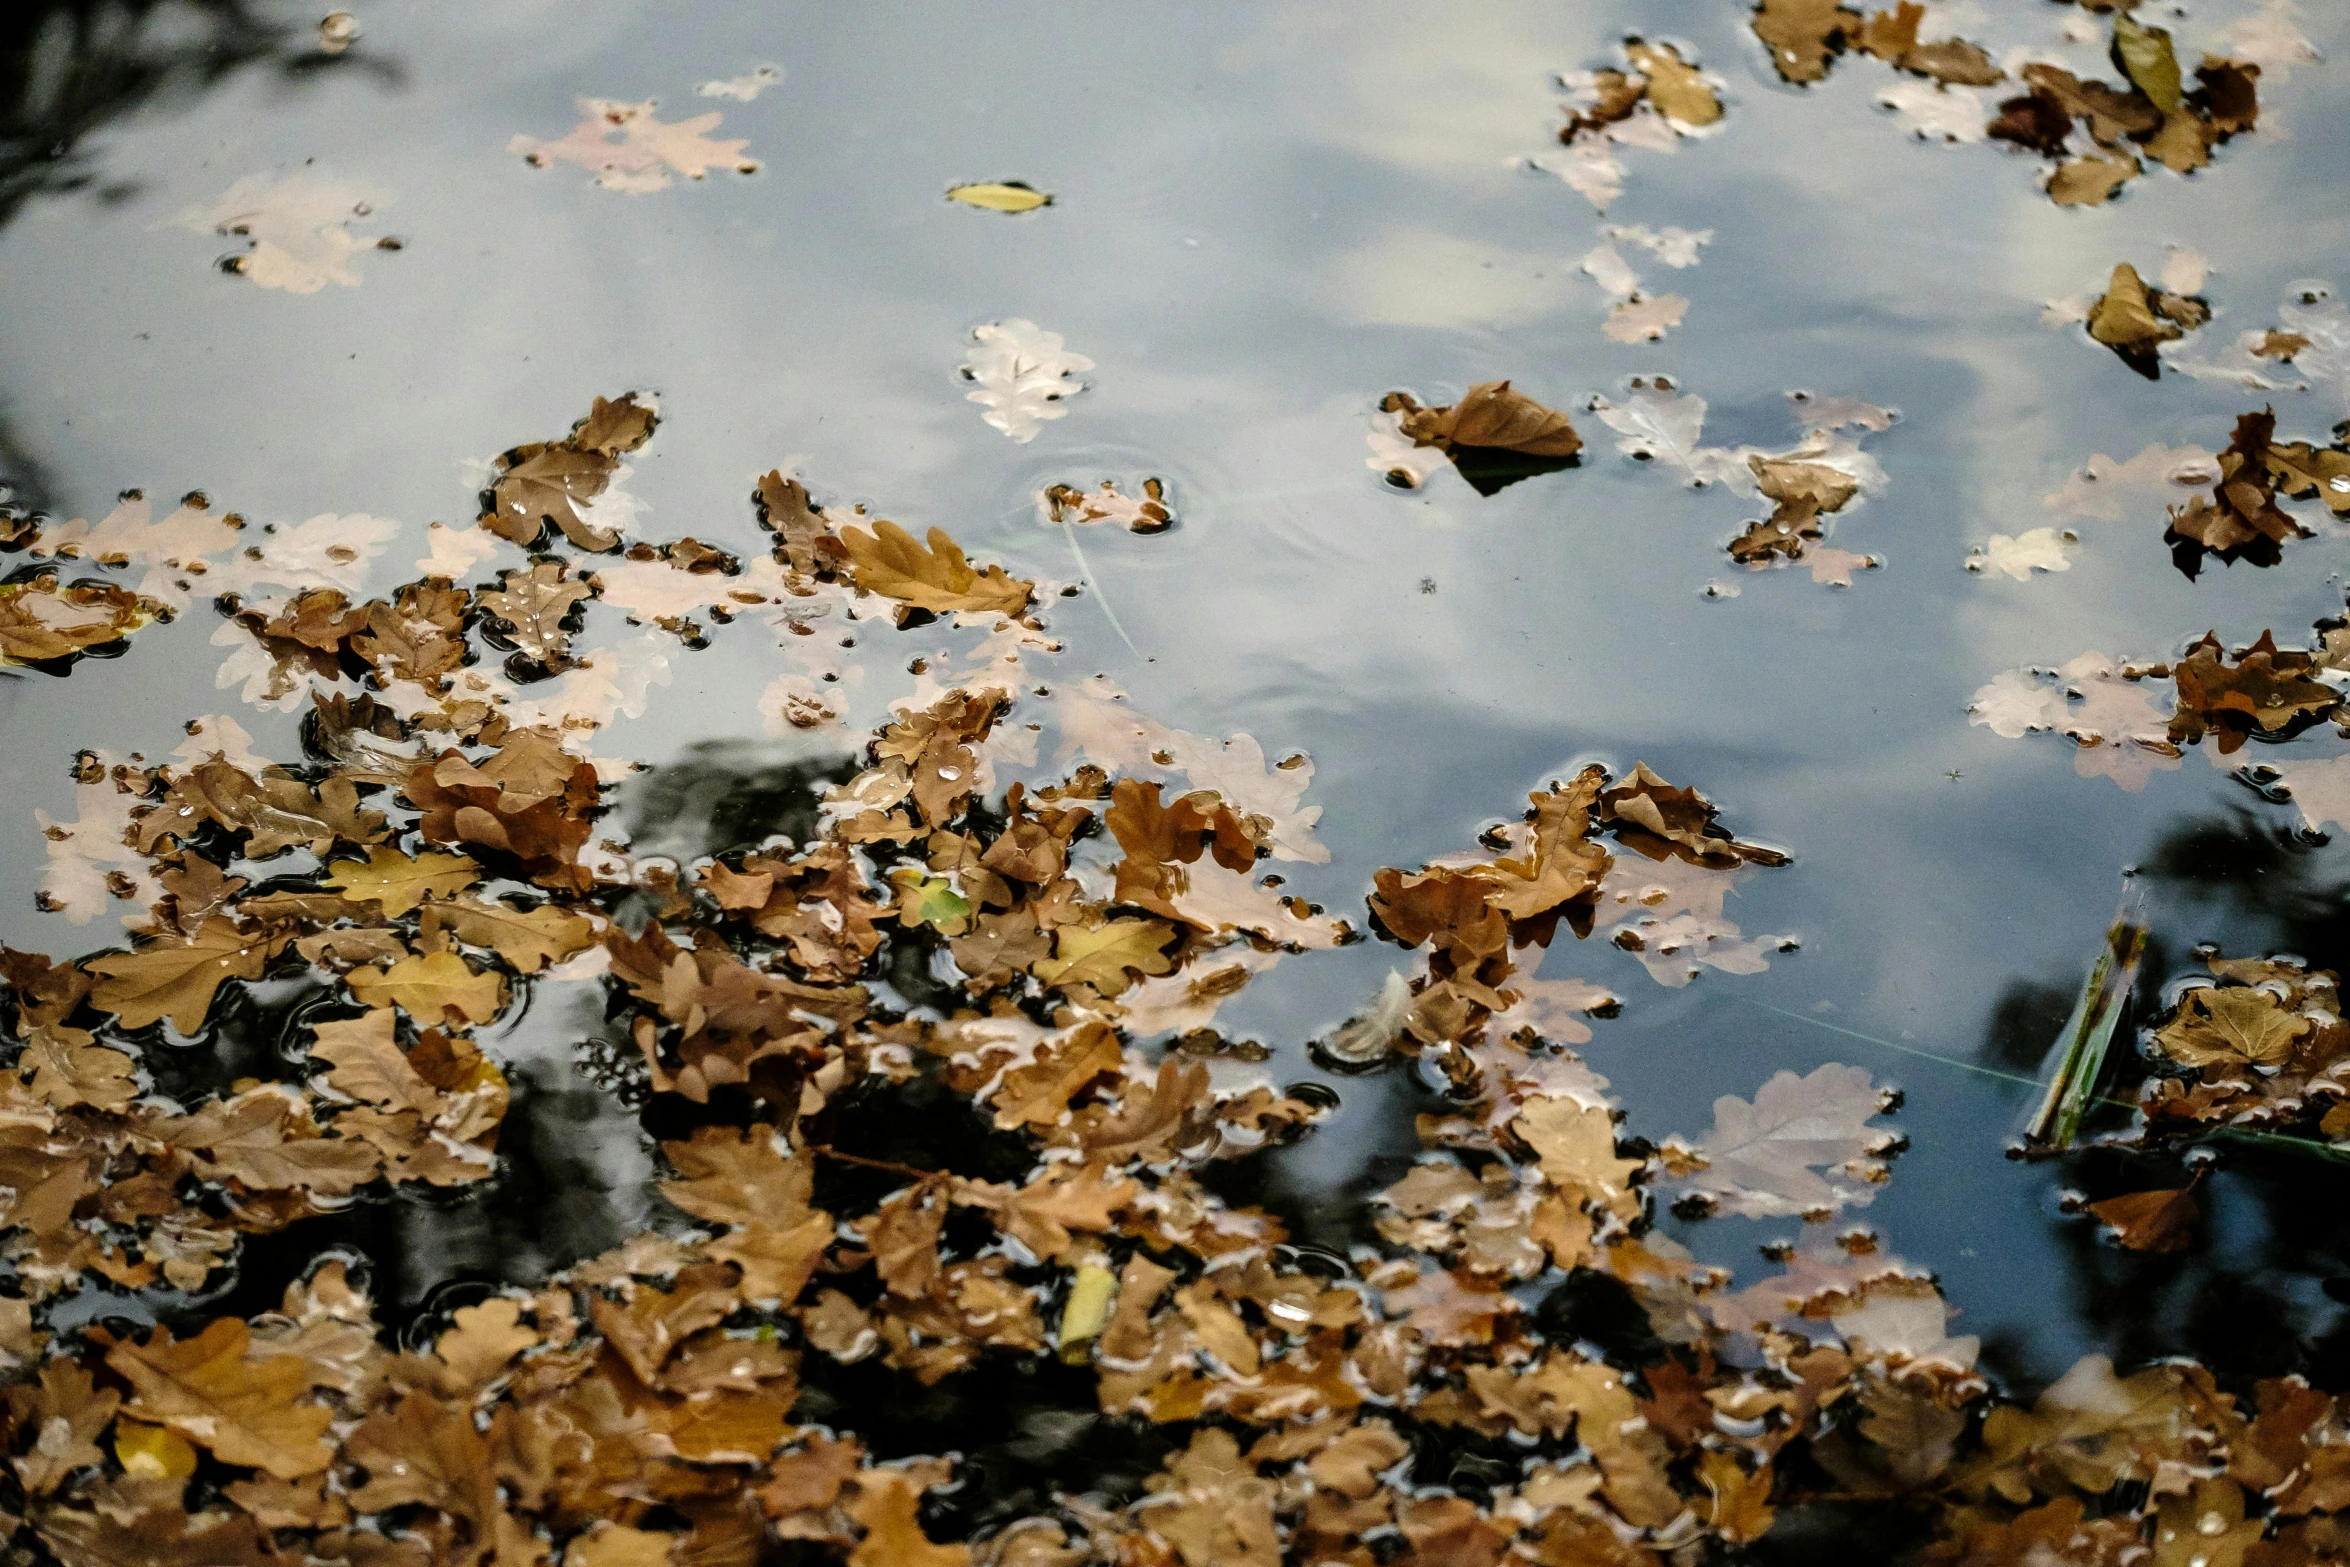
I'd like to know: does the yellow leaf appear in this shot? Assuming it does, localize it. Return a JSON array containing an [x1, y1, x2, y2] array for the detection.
[[1512, 1095, 1641, 1219], [1058, 1264, 1118, 1348], [113, 1420, 199, 1479], [348, 950, 508, 1024], [106, 1319, 335, 1479], [324, 844, 482, 916], [1032, 918, 1178, 997], [420, 894, 595, 972], [837, 519, 1033, 615], [88, 917, 286, 1034], [946, 182, 1051, 213]]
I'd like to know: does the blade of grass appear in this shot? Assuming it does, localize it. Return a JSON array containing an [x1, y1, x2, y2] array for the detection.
[[2022, 878, 2148, 1150]]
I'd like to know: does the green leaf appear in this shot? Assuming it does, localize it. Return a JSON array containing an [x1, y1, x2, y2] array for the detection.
[[896, 872, 971, 928], [2113, 12, 2184, 113]]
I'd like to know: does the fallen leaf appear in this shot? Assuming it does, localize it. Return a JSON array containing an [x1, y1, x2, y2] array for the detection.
[[347, 950, 508, 1024], [106, 1319, 334, 1478], [2088, 1186, 2198, 1252], [1675, 1062, 1894, 1219], [963, 318, 1092, 441], [418, 895, 596, 973], [169, 172, 387, 293], [87, 917, 286, 1033], [947, 182, 1051, 212], [1967, 527, 2078, 579], [2154, 985, 2310, 1068], [478, 561, 592, 668], [837, 519, 1032, 616], [1753, 0, 1863, 83], [324, 845, 481, 917], [511, 99, 758, 192]]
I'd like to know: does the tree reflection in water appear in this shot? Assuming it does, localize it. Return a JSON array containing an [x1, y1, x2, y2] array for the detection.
[[1980, 806, 2350, 1395]]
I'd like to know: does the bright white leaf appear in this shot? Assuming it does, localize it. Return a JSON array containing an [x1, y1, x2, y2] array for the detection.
[[962, 319, 1092, 442], [167, 172, 386, 293], [1678, 1062, 1893, 1219], [1967, 526, 2078, 579]]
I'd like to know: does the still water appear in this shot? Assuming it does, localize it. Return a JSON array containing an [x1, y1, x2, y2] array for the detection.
[[4, 0, 2350, 1427]]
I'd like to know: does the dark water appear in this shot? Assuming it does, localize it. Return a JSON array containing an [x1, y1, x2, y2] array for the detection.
[[5, 0, 2350, 1403]]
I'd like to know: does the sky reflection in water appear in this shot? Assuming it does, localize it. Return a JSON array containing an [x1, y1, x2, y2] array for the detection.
[[2, 0, 2349, 1385]]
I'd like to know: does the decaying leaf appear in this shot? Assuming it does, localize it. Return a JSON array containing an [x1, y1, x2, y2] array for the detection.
[[837, 519, 1034, 616], [482, 394, 658, 552], [2087, 1186, 2198, 1252], [1380, 382, 1582, 496]]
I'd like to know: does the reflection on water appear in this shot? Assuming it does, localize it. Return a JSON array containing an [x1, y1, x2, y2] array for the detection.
[[1, 0, 2349, 1456]]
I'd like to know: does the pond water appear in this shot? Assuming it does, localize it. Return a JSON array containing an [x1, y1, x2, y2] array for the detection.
[[5, 0, 2350, 1559]]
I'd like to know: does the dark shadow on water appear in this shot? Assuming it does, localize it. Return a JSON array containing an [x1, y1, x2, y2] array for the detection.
[[1449, 447, 1581, 498], [1975, 808, 2350, 1398], [0, 1, 399, 228]]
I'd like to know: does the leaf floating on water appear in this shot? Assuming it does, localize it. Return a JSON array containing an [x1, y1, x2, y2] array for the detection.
[[946, 181, 1052, 213], [1040, 478, 1172, 533], [962, 318, 1092, 441], [1670, 1062, 1899, 1219], [2112, 11, 2185, 112], [1603, 293, 1688, 343], [2085, 262, 2207, 378], [511, 98, 759, 192], [1966, 527, 2078, 580], [837, 519, 1033, 616], [168, 172, 389, 293], [1752, 0, 1863, 85], [1380, 382, 1582, 496], [323, 845, 482, 917], [1622, 39, 1723, 126], [697, 64, 782, 101], [481, 393, 657, 552], [0, 576, 158, 667], [87, 918, 288, 1034], [1530, 37, 1729, 210]]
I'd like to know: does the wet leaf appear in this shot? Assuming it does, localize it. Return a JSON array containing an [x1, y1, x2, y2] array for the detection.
[[1624, 40, 1721, 126], [2087, 263, 2188, 375], [2167, 630, 2335, 753], [2048, 152, 2139, 207], [2113, 11, 2185, 112], [1753, 0, 1862, 83], [1033, 918, 1178, 997], [1041, 478, 1172, 533], [1387, 381, 1583, 460], [963, 319, 1092, 442], [0, 577, 156, 665], [87, 917, 286, 1033], [323, 845, 481, 917], [837, 519, 1032, 616], [106, 1319, 335, 1478], [170, 172, 386, 293], [2088, 1186, 2198, 1252], [846, 1470, 970, 1567], [478, 561, 592, 667], [417, 895, 595, 972], [2154, 985, 2310, 1068], [346, 950, 508, 1024], [1675, 1063, 1894, 1219]]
